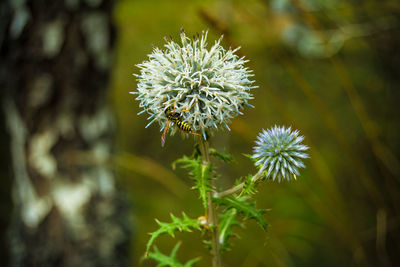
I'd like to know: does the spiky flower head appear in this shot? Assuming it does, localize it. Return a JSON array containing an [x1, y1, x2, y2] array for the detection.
[[132, 29, 256, 138], [252, 125, 309, 182]]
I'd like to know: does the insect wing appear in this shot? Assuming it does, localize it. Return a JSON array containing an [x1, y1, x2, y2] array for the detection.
[[161, 120, 171, 147]]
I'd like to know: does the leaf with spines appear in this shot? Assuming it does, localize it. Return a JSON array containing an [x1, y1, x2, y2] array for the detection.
[[210, 148, 234, 163], [147, 242, 201, 267], [238, 175, 258, 197], [218, 208, 242, 252], [214, 196, 269, 232], [146, 213, 201, 256], [173, 155, 212, 210]]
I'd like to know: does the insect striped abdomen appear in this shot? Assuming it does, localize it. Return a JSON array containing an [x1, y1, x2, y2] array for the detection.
[[177, 120, 192, 133]]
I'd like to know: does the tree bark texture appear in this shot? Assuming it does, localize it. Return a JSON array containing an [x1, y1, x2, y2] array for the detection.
[[0, 0, 131, 266]]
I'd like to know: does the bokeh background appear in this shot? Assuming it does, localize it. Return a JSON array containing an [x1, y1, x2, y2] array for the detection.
[[111, 0, 400, 266], [1, 0, 400, 266]]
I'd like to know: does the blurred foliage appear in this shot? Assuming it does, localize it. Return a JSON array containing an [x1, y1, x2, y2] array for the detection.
[[110, 0, 400, 266], [147, 242, 201, 267]]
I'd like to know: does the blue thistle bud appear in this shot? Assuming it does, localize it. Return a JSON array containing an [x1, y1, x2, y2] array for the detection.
[[252, 126, 309, 182], [132, 30, 256, 135]]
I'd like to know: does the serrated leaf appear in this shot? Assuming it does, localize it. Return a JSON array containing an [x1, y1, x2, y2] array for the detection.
[[214, 196, 268, 232], [146, 213, 201, 255], [210, 148, 234, 163], [238, 175, 258, 197], [218, 208, 242, 252], [147, 242, 201, 267], [173, 156, 212, 210], [195, 163, 212, 210]]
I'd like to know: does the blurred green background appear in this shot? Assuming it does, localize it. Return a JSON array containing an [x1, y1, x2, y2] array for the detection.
[[110, 0, 400, 266]]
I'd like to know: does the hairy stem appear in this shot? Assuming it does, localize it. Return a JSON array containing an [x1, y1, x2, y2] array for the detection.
[[214, 170, 264, 198], [198, 136, 221, 267]]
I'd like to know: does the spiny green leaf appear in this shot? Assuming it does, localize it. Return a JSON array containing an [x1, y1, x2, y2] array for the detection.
[[146, 213, 201, 255], [174, 155, 212, 210], [218, 208, 242, 252], [234, 178, 243, 186], [238, 175, 258, 197], [172, 155, 199, 171], [147, 242, 201, 267], [184, 257, 202, 267], [214, 196, 269, 232], [210, 148, 234, 163], [193, 163, 212, 210]]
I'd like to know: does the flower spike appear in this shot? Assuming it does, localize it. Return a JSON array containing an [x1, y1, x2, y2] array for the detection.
[[252, 125, 309, 182]]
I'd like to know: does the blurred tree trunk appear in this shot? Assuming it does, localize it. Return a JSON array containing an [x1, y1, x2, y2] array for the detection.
[[0, 0, 131, 267]]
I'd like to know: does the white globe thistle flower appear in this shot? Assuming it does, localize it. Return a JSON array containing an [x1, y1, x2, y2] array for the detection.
[[252, 125, 309, 182], [131, 29, 256, 139]]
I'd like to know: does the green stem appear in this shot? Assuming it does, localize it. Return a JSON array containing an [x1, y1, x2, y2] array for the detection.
[[198, 136, 221, 267]]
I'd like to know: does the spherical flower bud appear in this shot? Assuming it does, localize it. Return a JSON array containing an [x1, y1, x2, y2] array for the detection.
[[131, 29, 256, 138], [252, 125, 309, 182]]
